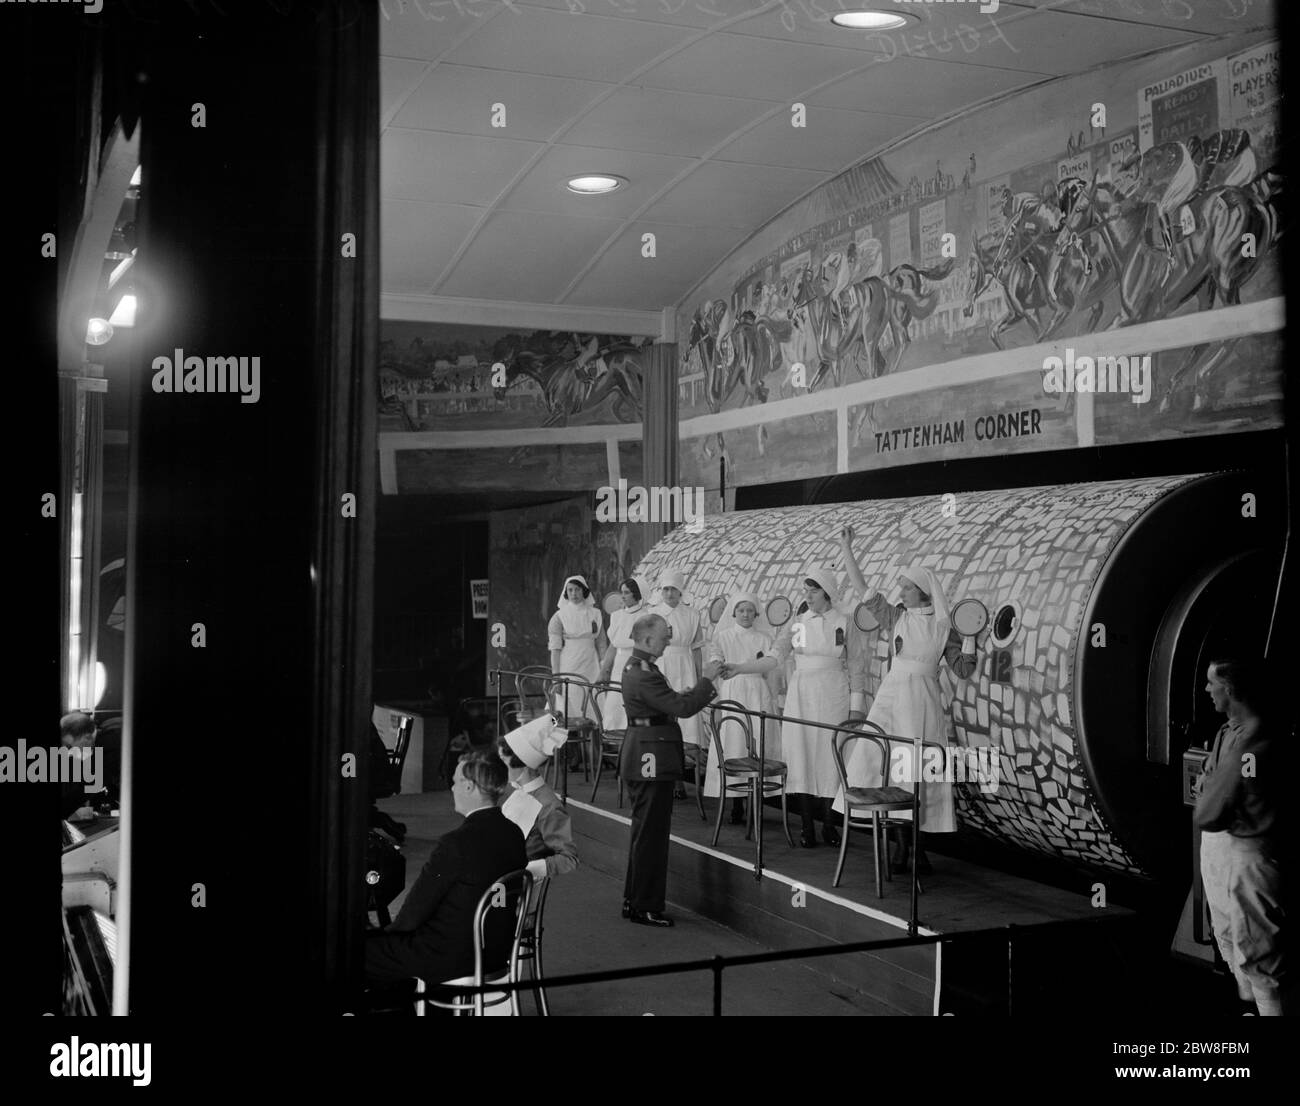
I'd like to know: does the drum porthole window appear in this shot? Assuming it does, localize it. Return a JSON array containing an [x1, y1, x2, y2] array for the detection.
[[990, 601, 1022, 649]]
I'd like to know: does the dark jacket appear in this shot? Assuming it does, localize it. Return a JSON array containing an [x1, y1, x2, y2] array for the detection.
[[618, 648, 717, 782], [1194, 716, 1283, 841], [388, 806, 527, 976]]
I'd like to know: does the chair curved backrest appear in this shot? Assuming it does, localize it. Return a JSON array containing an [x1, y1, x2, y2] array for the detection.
[[831, 719, 893, 791], [525, 872, 549, 932], [708, 699, 755, 766], [547, 672, 602, 729], [595, 675, 625, 736], [498, 696, 525, 734], [421, 868, 534, 1017], [515, 665, 553, 719]]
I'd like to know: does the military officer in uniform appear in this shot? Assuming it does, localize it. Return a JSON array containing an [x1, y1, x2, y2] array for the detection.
[[619, 612, 721, 927]]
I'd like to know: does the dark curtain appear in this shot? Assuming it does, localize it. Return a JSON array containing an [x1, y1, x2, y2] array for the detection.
[[124, 2, 378, 1014], [309, 4, 379, 1003], [4, 9, 82, 1015], [642, 341, 679, 549]]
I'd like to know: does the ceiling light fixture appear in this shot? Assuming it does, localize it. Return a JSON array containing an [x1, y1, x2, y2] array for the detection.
[[566, 174, 626, 195], [830, 9, 914, 30], [86, 318, 114, 346]]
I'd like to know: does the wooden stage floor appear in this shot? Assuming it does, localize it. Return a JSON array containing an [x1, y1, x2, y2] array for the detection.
[[562, 767, 1137, 1014]]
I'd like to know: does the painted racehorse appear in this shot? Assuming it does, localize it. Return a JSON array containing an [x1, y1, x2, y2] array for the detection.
[[963, 228, 1053, 348], [493, 339, 644, 427], [840, 257, 957, 379], [1043, 177, 1143, 337], [1106, 140, 1281, 409]]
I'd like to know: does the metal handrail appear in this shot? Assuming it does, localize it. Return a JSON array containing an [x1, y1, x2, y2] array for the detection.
[[385, 911, 1133, 1016], [490, 666, 938, 933]]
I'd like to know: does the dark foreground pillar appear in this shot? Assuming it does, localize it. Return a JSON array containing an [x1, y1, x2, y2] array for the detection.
[[122, 2, 377, 1015]]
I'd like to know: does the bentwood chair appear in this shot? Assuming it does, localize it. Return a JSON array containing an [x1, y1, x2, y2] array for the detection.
[[508, 667, 572, 795], [415, 869, 534, 1017], [831, 722, 922, 898], [680, 737, 709, 822], [544, 672, 601, 801], [589, 679, 626, 807], [705, 700, 794, 848], [513, 666, 553, 725], [516, 875, 554, 1017]]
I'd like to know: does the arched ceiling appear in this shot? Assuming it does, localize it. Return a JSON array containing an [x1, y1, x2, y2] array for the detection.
[[380, 0, 1273, 324]]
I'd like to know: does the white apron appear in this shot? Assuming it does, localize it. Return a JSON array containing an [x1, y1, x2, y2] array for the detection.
[[651, 601, 704, 746], [778, 611, 851, 798], [704, 625, 781, 798], [836, 607, 955, 832], [598, 603, 644, 731], [547, 602, 601, 722]]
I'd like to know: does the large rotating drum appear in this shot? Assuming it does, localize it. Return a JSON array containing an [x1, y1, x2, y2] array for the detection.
[[634, 473, 1280, 879]]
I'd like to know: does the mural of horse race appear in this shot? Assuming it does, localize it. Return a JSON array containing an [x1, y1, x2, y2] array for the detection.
[[379, 320, 649, 492], [678, 34, 1282, 492]]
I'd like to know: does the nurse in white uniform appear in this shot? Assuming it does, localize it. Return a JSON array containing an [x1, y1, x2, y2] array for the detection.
[[650, 569, 705, 797], [773, 567, 867, 848], [547, 575, 605, 722], [834, 527, 977, 873], [704, 592, 781, 824], [597, 575, 650, 731]]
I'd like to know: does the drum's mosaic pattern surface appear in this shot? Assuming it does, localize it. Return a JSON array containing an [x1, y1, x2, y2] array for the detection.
[[637, 475, 1202, 875]]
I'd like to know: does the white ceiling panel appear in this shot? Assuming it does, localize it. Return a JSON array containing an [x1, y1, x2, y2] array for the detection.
[[391, 65, 611, 140], [512, 0, 749, 28], [445, 6, 697, 82], [563, 86, 767, 157], [565, 221, 753, 307], [437, 209, 627, 301], [382, 129, 543, 205], [378, 0, 485, 61], [717, 105, 922, 171], [379, 0, 1276, 315], [381, 200, 484, 294], [940, 9, 1202, 75], [1005, 0, 1273, 36], [382, 57, 430, 122], [805, 55, 1046, 116], [637, 33, 874, 100], [498, 144, 697, 216], [640, 159, 824, 228]]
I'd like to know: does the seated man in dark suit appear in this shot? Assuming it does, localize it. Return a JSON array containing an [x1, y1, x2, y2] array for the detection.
[[364, 748, 527, 998], [59, 711, 104, 822]]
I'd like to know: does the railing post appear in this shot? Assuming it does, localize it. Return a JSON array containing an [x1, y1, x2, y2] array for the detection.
[[712, 955, 723, 1016], [493, 668, 502, 739], [755, 710, 766, 881], [1007, 927, 1014, 1017], [561, 676, 570, 803], [909, 735, 921, 936]]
